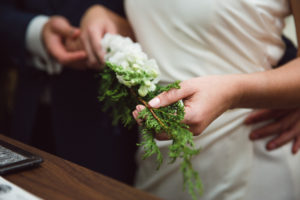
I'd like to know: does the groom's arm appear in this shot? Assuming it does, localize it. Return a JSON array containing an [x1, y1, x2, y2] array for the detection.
[[0, 1, 36, 60]]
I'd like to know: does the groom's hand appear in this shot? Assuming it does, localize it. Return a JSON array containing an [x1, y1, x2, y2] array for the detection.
[[42, 16, 87, 69]]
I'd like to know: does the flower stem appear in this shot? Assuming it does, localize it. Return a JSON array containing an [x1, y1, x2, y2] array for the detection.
[[129, 88, 168, 130]]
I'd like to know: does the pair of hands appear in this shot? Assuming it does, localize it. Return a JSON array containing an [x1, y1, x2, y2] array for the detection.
[[42, 5, 133, 70], [132, 75, 300, 154]]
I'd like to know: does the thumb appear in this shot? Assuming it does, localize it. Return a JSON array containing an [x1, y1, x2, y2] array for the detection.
[[50, 16, 79, 38], [148, 82, 194, 108]]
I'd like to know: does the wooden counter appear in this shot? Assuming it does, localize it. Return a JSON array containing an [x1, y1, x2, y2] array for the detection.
[[0, 134, 160, 200]]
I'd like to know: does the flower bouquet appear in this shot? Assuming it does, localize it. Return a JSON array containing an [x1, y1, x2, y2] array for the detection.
[[98, 33, 202, 199]]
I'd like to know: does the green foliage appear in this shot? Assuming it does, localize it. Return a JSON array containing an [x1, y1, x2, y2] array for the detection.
[[98, 67, 138, 127], [106, 61, 159, 97], [98, 64, 203, 200]]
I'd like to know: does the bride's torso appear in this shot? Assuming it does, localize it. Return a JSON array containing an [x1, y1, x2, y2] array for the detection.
[[126, 0, 290, 84]]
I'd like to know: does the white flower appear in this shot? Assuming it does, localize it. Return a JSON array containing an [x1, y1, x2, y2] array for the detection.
[[102, 33, 160, 96]]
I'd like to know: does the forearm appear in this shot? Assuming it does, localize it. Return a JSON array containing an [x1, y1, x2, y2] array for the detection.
[[233, 57, 300, 109]]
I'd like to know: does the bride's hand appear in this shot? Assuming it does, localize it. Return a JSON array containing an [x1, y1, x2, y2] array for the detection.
[[133, 75, 242, 136], [80, 5, 134, 69]]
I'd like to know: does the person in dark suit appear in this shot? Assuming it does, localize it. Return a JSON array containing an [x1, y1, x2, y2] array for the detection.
[[0, 0, 137, 185]]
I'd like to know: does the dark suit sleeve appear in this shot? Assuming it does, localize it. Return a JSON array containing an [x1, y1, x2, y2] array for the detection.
[[275, 35, 298, 68], [0, 1, 36, 60]]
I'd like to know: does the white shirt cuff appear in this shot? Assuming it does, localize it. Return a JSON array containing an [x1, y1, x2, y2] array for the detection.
[[25, 15, 62, 75]]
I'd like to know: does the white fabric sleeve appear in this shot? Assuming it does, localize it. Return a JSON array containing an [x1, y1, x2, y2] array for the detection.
[[25, 15, 62, 75]]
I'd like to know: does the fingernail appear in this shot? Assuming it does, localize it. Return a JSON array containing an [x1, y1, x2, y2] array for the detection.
[[132, 112, 136, 119], [136, 105, 142, 112], [133, 110, 138, 119], [149, 98, 160, 108]]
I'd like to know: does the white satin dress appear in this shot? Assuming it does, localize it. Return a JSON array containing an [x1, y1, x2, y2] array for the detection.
[[125, 0, 300, 199]]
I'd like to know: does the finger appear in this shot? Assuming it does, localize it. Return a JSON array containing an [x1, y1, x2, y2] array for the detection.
[[65, 37, 84, 52], [132, 110, 142, 125], [88, 27, 103, 64], [249, 111, 299, 140], [88, 24, 117, 64], [87, 28, 103, 67], [266, 129, 296, 151], [181, 94, 212, 136], [132, 110, 138, 119], [81, 33, 98, 67], [136, 105, 145, 126], [135, 105, 173, 140], [71, 29, 81, 39], [136, 105, 145, 112], [50, 16, 79, 38], [188, 124, 202, 136], [132, 105, 146, 126], [187, 117, 209, 136], [244, 109, 288, 125], [58, 51, 87, 66], [181, 104, 196, 125], [48, 37, 87, 65], [244, 109, 274, 124], [249, 121, 282, 140], [292, 136, 300, 154], [148, 81, 194, 108], [155, 132, 171, 140]]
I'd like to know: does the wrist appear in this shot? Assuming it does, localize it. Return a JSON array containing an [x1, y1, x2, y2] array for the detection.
[[27, 16, 62, 74], [230, 72, 270, 109], [227, 74, 249, 109]]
